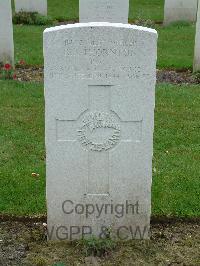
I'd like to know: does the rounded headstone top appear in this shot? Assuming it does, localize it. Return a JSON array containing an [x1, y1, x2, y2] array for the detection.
[[44, 22, 158, 37]]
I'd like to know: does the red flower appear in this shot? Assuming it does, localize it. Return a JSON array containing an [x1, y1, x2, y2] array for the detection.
[[13, 73, 17, 80], [19, 60, 25, 65], [4, 63, 12, 70]]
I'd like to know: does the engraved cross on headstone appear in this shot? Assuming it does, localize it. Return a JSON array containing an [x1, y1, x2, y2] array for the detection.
[[56, 85, 142, 195]]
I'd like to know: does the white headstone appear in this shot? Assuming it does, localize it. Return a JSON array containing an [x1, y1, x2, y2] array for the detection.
[[194, 2, 200, 72], [0, 0, 14, 66], [79, 0, 129, 23], [44, 23, 157, 241], [164, 0, 198, 25], [15, 0, 47, 16]]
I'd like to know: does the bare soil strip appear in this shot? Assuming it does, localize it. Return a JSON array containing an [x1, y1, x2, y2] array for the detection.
[[0, 220, 199, 265]]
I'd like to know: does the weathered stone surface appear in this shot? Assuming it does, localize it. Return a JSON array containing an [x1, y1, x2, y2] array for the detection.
[[79, 0, 129, 23], [194, 2, 200, 72], [164, 0, 198, 25], [0, 0, 14, 65], [15, 0, 47, 16], [44, 23, 157, 240]]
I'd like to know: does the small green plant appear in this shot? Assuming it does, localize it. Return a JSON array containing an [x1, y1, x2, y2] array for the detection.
[[13, 11, 54, 25], [77, 236, 117, 257], [54, 16, 68, 22]]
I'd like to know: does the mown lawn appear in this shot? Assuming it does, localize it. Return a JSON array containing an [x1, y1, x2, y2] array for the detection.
[[47, 0, 164, 22], [129, 0, 164, 22], [12, 0, 195, 69], [0, 81, 45, 215], [12, 0, 164, 22], [14, 25, 45, 66], [48, 0, 79, 21], [157, 22, 196, 69], [0, 80, 199, 217], [14, 22, 196, 69]]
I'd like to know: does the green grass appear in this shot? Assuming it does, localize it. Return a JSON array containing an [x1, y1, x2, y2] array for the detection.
[[0, 81, 199, 217], [129, 0, 164, 22], [12, 0, 164, 22], [157, 22, 196, 69], [47, 0, 164, 22], [12, 0, 195, 69], [14, 25, 46, 66], [0, 81, 45, 215], [153, 84, 200, 216], [48, 0, 79, 21], [14, 22, 196, 69]]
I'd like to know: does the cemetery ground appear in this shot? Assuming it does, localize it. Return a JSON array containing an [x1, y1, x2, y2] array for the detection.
[[0, 220, 199, 265], [0, 0, 200, 265], [0, 81, 200, 265], [12, 0, 164, 23], [0, 81, 200, 217]]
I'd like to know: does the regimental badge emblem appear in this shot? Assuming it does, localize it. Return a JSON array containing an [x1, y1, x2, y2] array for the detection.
[[77, 111, 121, 152]]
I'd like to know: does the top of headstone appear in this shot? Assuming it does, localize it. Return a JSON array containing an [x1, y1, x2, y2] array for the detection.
[[44, 22, 157, 36]]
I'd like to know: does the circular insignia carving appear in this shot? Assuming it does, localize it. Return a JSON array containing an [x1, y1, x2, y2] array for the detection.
[[77, 112, 121, 152]]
